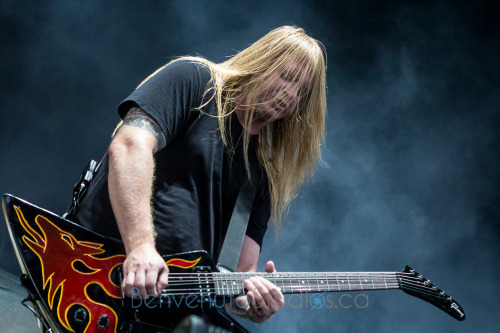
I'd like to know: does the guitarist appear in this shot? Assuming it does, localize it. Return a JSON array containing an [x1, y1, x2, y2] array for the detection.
[[73, 26, 327, 325]]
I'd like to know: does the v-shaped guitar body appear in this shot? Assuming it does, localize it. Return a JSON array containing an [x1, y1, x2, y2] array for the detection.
[[3, 194, 247, 333]]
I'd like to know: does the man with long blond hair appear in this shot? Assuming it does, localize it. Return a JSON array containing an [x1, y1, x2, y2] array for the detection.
[[75, 26, 326, 325]]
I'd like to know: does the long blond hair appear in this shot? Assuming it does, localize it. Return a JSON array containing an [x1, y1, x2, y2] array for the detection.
[[143, 26, 327, 231]]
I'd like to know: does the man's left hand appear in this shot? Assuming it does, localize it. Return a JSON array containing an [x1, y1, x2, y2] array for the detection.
[[234, 261, 285, 323]]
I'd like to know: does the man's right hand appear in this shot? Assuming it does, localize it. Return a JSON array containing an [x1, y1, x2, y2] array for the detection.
[[121, 243, 169, 299]]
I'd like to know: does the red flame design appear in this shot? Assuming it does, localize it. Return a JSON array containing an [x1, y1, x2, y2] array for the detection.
[[14, 206, 203, 332], [15, 206, 125, 332], [165, 257, 200, 268]]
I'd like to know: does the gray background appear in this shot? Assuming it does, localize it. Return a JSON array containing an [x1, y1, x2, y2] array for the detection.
[[1, 1, 498, 332]]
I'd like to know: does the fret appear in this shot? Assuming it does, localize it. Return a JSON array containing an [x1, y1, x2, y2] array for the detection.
[[383, 273, 388, 290], [338, 273, 343, 290], [315, 273, 320, 292], [274, 273, 281, 293], [336, 273, 341, 291], [201, 274, 206, 295], [271, 274, 279, 293], [297, 273, 303, 292], [347, 273, 351, 291], [197, 273, 202, 295], [205, 273, 210, 294], [212, 274, 216, 295], [218, 274, 223, 295], [299, 273, 306, 292], [324, 272, 329, 292], [362, 274, 371, 290], [371, 274, 375, 290], [280, 273, 285, 293], [233, 274, 238, 294], [358, 272, 363, 290], [237, 273, 242, 294], [302, 273, 309, 292], [230, 274, 235, 296], [205, 273, 211, 296]]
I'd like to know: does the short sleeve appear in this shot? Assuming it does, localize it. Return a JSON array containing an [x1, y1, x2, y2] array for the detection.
[[117, 60, 211, 146], [246, 175, 271, 248]]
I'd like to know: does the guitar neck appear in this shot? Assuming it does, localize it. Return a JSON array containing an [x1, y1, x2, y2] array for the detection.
[[216, 272, 401, 295], [160, 266, 465, 322], [165, 272, 401, 297]]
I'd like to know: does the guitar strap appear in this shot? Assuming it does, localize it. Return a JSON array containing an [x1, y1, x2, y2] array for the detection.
[[62, 157, 103, 221], [217, 168, 258, 272]]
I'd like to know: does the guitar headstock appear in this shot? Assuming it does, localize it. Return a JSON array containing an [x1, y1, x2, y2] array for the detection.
[[398, 266, 465, 321]]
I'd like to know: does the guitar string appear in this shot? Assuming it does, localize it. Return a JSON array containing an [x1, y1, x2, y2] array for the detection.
[[158, 284, 402, 295], [161, 281, 402, 289], [162, 273, 436, 285], [157, 278, 442, 297], [118, 266, 445, 298], [162, 276, 401, 282], [161, 275, 426, 289], [156, 291, 444, 299], [163, 272, 424, 281], [159, 282, 402, 294], [161, 278, 401, 289], [163, 272, 402, 279], [158, 285, 401, 296], [164, 272, 419, 274], [161, 279, 402, 287], [398, 285, 449, 300], [156, 284, 447, 300], [159, 274, 414, 286], [157, 287, 406, 298], [128, 272, 441, 296]]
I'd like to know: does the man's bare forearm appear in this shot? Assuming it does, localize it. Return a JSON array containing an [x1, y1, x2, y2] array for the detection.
[[108, 126, 156, 254]]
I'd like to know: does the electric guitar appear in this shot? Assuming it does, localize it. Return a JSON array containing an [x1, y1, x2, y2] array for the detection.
[[2, 194, 465, 333]]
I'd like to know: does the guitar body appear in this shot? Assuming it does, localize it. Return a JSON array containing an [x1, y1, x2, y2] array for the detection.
[[3, 194, 247, 333]]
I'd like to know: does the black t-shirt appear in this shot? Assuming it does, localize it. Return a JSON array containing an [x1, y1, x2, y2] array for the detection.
[[75, 60, 270, 262]]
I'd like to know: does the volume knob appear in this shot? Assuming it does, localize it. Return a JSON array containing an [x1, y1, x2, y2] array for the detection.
[[73, 308, 88, 325], [98, 315, 110, 329]]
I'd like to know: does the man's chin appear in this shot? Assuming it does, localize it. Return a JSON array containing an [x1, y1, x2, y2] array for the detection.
[[247, 120, 267, 135], [254, 110, 275, 123]]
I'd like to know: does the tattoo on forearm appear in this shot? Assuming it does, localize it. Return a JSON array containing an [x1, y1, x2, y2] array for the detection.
[[119, 106, 167, 151]]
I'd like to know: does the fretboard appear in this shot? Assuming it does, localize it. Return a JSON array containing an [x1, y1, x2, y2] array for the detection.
[[214, 272, 400, 296], [163, 272, 401, 297]]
